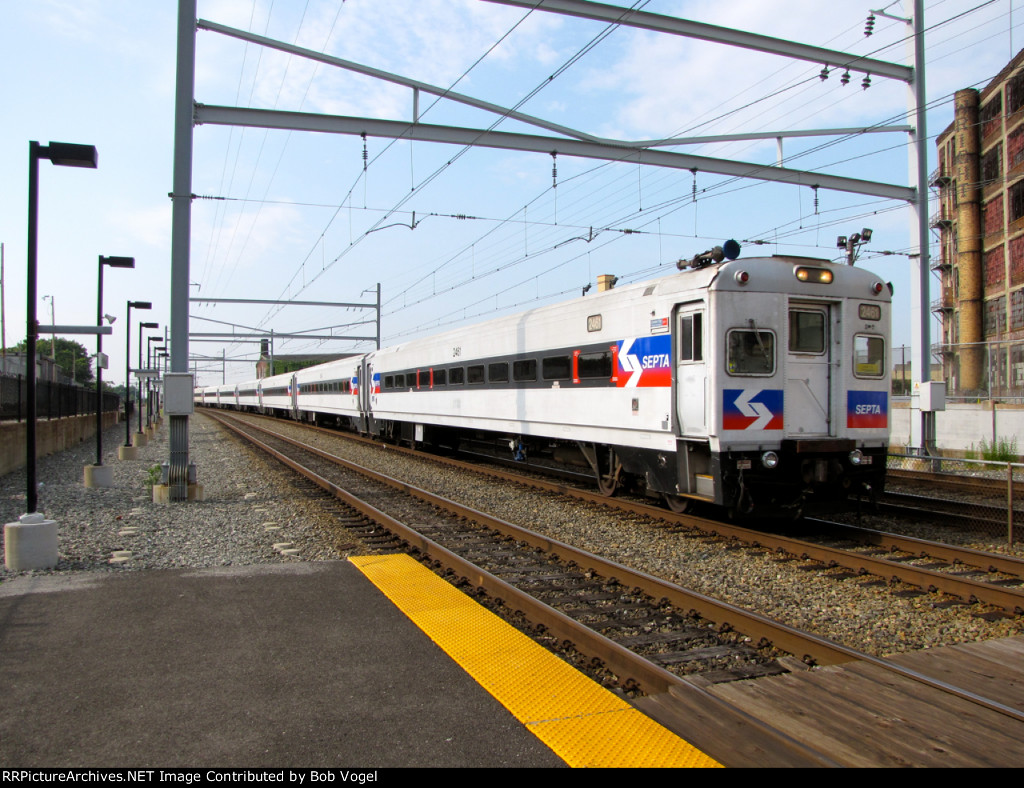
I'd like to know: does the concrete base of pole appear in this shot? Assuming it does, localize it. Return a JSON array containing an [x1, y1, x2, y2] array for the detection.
[[84, 464, 114, 488], [145, 425, 155, 438], [118, 445, 139, 461], [134, 432, 148, 447], [152, 483, 205, 504], [4, 513, 59, 571]]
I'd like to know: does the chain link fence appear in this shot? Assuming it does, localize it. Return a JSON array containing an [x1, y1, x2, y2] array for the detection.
[[886, 452, 1022, 545]]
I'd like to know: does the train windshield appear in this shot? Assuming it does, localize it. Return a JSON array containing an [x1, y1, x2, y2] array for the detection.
[[727, 329, 775, 375]]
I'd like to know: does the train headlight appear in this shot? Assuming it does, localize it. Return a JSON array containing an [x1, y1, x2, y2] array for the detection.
[[761, 451, 780, 469], [795, 266, 833, 284], [849, 449, 864, 465]]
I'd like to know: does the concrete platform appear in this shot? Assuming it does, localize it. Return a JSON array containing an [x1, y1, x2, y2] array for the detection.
[[0, 560, 567, 768]]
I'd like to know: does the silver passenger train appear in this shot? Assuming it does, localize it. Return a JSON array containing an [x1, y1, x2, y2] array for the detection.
[[196, 245, 891, 516]]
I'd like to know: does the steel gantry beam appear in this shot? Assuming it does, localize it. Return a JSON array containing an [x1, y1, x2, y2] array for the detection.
[[194, 104, 915, 203], [479, 0, 913, 82]]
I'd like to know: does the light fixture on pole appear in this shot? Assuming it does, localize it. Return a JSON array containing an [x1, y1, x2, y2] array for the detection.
[[7, 140, 97, 572], [120, 300, 151, 458], [146, 336, 163, 430], [41, 295, 55, 368], [138, 322, 158, 440], [86, 256, 134, 488]]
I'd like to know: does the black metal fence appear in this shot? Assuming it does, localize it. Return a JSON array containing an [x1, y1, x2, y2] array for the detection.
[[0, 373, 122, 422]]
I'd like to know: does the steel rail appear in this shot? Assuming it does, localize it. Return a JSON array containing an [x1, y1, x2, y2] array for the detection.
[[215, 410, 1024, 610], [805, 518, 1024, 578], [205, 410, 1024, 724], [205, 410, 841, 766]]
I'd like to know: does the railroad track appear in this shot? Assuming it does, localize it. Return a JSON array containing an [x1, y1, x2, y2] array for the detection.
[[216, 410, 1024, 616], [888, 466, 1023, 499], [201, 409, 1024, 759]]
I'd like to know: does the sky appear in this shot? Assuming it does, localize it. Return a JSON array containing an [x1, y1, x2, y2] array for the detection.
[[0, 0, 1019, 387]]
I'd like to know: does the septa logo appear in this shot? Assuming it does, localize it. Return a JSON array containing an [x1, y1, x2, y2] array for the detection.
[[847, 391, 887, 428], [723, 389, 784, 430], [616, 336, 672, 388], [351, 376, 359, 396]]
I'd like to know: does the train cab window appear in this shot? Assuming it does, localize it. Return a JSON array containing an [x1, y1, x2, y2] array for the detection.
[[488, 362, 509, 383], [468, 365, 485, 384], [789, 310, 826, 354], [679, 314, 703, 362], [434, 368, 447, 386], [543, 355, 571, 380], [513, 359, 537, 381], [449, 367, 464, 385], [578, 351, 612, 379], [726, 329, 775, 375], [854, 335, 885, 378]]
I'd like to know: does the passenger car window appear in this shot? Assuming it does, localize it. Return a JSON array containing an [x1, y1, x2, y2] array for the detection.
[[727, 329, 775, 375], [578, 351, 612, 379], [679, 314, 703, 362], [543, 356, 571, 380], [854, 335, 885, 378], [789, 310, 826, 354]]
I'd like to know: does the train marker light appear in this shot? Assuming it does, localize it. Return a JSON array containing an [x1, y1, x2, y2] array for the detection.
[[734, 270, 750, 285]]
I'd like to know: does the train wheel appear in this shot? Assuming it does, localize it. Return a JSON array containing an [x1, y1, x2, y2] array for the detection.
[[595, 448, 622, 497], [664, 494, 690, 513]]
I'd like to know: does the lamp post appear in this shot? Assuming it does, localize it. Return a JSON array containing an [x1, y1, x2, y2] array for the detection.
[[122, 301, 151, 456], [23, 141, 97, 517], [6, 141, 97, 573], [138, 322, 158, 439], [88, 256, 134, 487], [147, 337, 163, 429], [42, 294, 55, 371]]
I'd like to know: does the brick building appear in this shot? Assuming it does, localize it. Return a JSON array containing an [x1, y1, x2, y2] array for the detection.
[[932, 48, 1024, 396]]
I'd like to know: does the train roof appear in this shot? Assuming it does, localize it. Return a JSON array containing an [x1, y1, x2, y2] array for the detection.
[[376, 254, 888, 357]]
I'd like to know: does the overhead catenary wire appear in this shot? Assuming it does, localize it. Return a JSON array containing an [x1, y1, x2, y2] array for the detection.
[[195, 1, 1012, 375]]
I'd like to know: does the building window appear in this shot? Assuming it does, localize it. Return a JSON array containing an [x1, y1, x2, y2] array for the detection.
[[982, 144, 1003, 185], [1010, 127, 1024, 170], [1012, 289, 1024, 330], [985, 296, 1007, 336], [982, 93, 1003, 139], [1011, 180, 1024, 223], [1008, 70, 1024, 115]]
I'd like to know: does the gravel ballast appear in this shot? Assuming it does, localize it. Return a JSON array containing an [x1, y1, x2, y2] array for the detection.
[[0, 415, 351, 574], [3, 411, 1022, 660]]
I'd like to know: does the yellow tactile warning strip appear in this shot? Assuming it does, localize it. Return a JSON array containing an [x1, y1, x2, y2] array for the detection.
[[349, 553, 722, 768]]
